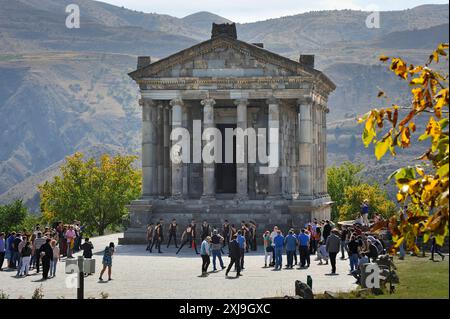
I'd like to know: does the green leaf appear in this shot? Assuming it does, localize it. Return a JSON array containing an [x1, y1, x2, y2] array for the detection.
[[395, 166, 416, 181]]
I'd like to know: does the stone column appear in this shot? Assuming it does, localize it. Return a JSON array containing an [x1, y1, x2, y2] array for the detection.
[[170, 98, 184, 199], [201, 98, 216, 199], [141, 98, 159, 197], [322, 106, 328, 194], [163, 105, 171, 196], [182, 102, 190, 197], [235, 98, 248, 199], [157, 104, 164, 197], [267, 98, 281, 198], [298, 98, 313, 198], [313, 103, 319, 196]]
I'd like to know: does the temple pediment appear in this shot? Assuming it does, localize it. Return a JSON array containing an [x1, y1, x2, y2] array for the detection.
[[129, 35, 335, 93]]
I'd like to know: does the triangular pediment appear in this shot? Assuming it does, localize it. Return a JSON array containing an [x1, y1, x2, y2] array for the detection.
[[129, 36, 318, 79]]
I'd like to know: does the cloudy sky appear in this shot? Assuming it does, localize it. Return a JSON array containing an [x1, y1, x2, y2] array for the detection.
[[97, 0, 449, 22]]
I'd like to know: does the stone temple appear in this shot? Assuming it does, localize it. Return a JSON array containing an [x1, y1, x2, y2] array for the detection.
[[120, 23, 335, 244]]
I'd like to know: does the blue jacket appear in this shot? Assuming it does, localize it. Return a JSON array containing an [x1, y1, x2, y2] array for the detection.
[[298, 233, 310, 247], [285, 234, 297, 251], [273, 234, 285, 249], [237, 235, 245, 249]]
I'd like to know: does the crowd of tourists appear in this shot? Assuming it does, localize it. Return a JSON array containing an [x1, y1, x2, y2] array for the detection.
[[143, 216, 399, 278], [0, 221, 96, 280]]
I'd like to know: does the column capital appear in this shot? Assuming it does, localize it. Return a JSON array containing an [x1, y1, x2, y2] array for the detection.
[[201, 98, 216, 107], [234, 98, 248, 107], [169, 97, 184, 107], [297, 96, 313, 106], [266, 97, 279, 105]]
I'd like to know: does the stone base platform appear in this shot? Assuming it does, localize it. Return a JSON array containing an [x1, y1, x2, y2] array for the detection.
[[119, 196, 332, 244]]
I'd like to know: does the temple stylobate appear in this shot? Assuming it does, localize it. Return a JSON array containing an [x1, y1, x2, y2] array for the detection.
[[120, 23, 336, 244]]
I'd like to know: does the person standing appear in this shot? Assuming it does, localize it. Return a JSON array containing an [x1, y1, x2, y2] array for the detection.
[[6, 232, 15, 269], [263, 231, 273, 268], [347, 235, 360, 273], [225, 235, 242, 278], [323, 220, 332, 243], [326, 229, 341, 274], [65, 225, 76, 258], [200, 236, 212, 276], [177, 225, 199, 254], [167, 219, 178, 248], [16, 235, 27, 277], [33, 232, 46, 273], [273, 230, 285, 270], [12, 233, 22, 269], [298, 228, 310, 268], [81, 238, 94, 259], [99, 242, 115, 281], [0, 233, 5, 271], [150, 220, 163, 253], [237, 230, 246, 270], [49, 240, 60, 278], [361, 199, 370, 226], [201, 220, 211, 241], [19, 241, 32, 277], [146, 223, 154, 252], [284, 230, 298, 269], [249, 221, 257, 251], [39, 238, 53, 280], [222, 220, 230, 249], [211, 230, 225, 271], [270, 226, 279, 266]]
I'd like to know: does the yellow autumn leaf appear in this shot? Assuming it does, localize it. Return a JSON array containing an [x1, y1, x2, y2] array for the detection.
[[375, 137, 390, 160]]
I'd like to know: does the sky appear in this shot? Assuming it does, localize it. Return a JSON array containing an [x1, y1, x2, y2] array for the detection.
[[97, 0, 449, 23]]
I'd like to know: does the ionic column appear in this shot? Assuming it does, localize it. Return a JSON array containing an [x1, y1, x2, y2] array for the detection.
[[142, 98, 158, 197], [267, 98, 281, 198], [170, 98, 184, 199], [235, 98, 248, 199], [163, 105, 171, 196], [298, 98, 313, 198], [201, 98, 216, 199]]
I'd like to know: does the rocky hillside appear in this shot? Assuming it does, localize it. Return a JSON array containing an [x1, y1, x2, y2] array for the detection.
[[0, 0, 448, 210]]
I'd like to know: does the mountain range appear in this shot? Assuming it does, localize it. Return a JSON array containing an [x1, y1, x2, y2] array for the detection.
[[0, 0, 448, 210]]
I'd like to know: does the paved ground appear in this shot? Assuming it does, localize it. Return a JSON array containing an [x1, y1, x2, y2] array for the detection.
[[0, 233, 359, 299]]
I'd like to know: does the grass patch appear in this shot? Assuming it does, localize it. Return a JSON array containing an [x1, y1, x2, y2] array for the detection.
[[315, 255, 448, 299], [374, 255, 449, 299]]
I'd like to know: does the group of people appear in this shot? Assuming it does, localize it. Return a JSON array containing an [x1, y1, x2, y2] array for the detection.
[[0, 221, 98, 281], [145, 218, 258, 255], [142, 216, 393, 278]]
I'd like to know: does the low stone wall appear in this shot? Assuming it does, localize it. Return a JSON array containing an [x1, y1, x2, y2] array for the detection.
[[119, 197, 331, 244]]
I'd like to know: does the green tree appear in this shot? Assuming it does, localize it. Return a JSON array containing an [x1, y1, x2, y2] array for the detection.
[[39, 153, 141, 236], [0, 200, 28, 232], [339, 183, 396, 221], [359, 43, 449, 251], [327, 161, 364, 221]]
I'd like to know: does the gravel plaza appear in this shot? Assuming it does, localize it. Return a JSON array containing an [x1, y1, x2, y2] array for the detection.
[[0, 233, 359, 299]]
